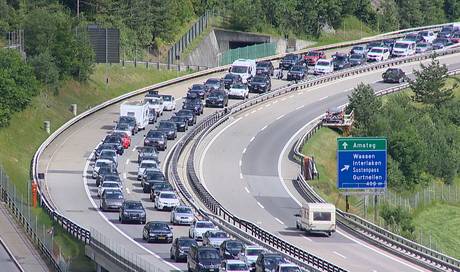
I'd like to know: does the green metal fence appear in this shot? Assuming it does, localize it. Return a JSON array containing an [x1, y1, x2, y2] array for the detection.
[[219, 43, 277, 66]]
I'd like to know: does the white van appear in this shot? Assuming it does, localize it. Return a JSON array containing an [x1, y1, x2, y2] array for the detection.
[[229, 59, 256, 83], [120, 101, 149, 130], [392, 40, 416, 57], [295, 203, 336, 236]]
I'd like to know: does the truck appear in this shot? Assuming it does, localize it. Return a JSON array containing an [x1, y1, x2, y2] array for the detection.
[[295, 203, 336, 236], [120, 101, 149, 130], [229, 59, 256, 83]]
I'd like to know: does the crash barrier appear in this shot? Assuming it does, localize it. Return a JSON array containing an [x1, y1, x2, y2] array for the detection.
[[166, 45, 460, 272], [31, 23, 459, 271], [292, 69, 460, 272], [121, 60, 209, 72]]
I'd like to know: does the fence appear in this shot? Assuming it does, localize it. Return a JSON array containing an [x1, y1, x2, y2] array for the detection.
[[120, 59, 209, 72], [167, 10, 213, 65], [0, 167, 70, 272], [219, 43, 277, 66]]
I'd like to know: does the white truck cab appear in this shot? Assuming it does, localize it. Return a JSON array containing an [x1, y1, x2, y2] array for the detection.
[[229, 59, 256, 83], [120, 101, 149, 130], [295, 203, 336, 236], [392, 40, 416, 57]]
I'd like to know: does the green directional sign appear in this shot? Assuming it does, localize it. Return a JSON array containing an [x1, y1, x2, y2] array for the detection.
[[337, 137, 387, 151]]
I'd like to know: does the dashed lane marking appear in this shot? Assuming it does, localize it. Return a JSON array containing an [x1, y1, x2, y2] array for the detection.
[[257, 202, 264, 209]]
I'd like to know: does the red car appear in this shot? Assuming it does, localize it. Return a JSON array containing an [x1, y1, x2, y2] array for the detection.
[[303, 51, 326, 66], [112, 132, 131, 149], [450, 33, 460, 43]]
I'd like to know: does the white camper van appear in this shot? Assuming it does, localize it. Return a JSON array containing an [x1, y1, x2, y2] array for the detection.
[[392, 40, 416, 57], [295, 203, 336, 236], [229, 59, 256, 83], [120, 101, 149, 130]]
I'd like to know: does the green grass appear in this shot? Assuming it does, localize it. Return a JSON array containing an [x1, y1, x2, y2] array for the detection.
[[0, 64, 188, 270], [412, 202, 460, 258]]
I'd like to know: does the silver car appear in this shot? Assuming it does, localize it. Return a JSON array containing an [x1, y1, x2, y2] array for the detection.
[[100, 189, 124, 211], [202, 230, 229, 248], [170, 205, 194, 225]]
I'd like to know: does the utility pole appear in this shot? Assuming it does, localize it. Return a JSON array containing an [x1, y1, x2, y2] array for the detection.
[[77, 0, 80, 18]]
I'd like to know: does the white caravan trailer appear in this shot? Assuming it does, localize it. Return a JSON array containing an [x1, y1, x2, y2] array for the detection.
[[295, 203, 336, 236], [120, 101, 149, 130]]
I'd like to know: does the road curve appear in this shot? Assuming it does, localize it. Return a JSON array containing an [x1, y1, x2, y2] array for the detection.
[[197, 53, 460, 272]]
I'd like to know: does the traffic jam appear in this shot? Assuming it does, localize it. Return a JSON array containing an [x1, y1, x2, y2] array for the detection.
[[88, 24, 458, 272]]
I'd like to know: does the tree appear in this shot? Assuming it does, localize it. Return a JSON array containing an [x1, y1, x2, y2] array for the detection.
[[227, 0, 264, 32], [347, 83, 382, 133], [395, 0, 423, 28], [409, 56, 456, 107], [29, 51, 59, 87], [444, 0, 460, 21], [379, 0, 399, 32]]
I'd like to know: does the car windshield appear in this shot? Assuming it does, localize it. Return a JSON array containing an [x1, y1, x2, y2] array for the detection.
[[419, 31, 429, 36], [280, 266, 301, 272], [226, 241, 243, 250], [150, 223, 169, 231], [147, 131, 164, 138], [352, 46, 364, 51], [119, 116, 135, 124], [158, 122, 174, 129], [125, 202, 143, 209], [246, 249, 264, 256], [162, 96, 172, 101], [386, 69, 399, 75], [170, 117, 182, 122], [179, 239, 196, 247], [96, 161, 109, 167], [263, 256, 283, 269], [141, 162, 156, 169], [198, 250, 219, 260], [176, 207, 192, 213], [206, 79, 220, 85], [257, 62, 270, 67], [232, 83, 245, 89], [146, 172, 164, 180], [307, 51, 321, 56], [333, 55, 347, 61], [284, 54, 297, 60], [160, 193, 176, 199], [251, 76, 265, 83], [105, 137, 119, 144], [417, 43, 428, 48], [102, 182, 119, 188], [349, 54, 362, 60], [104, 190, 123, 199], [316, 61, 330, 66], [116, 123, 129, 130], [370, 48, 383, 53], [208, 232, 227, 238], [231, 66, 248, 73], [290, 66, 303, 71], [191, 84, 204, 91], [99, 167, 113, 174], [394, 43, 409, 49], [196, 222, 214, 228], [227, 263, 248, 271], [101, 150, 116, 156], [209, 93, 224, 99], [224, 74, 236, 79]]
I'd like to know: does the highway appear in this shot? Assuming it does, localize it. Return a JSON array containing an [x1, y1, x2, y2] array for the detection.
[[0, 245, 21, 272], [196, 53, 460, 272]]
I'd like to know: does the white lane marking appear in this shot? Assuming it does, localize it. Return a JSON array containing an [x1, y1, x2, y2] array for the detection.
[[251, 110, 256, 114], [83, 154, 181, 271], [244, 187, 250, 193], [199, 117, 243, 190], [260, 125, 268, 131], [125, 159, 130, 165], [303, 236, 312, 242], [240, 173, 243, 179], [239, 160, 242, 167], [276, 114, 285, 120], [257, 106, 264, 111], [132, 146, 137, 152], [126, 187, 130, 194], [281, 98, 287, 101], [333, 251, 347, 259], [264, 104, 270, 108], [257, 202, 265, 209], [297, 92, 303, 95], [123, 172, 127, 179], [275, 217, 284, 225], [319, 95, 329, 101], [242, 148, 247, 154], [278, 116, 427, 272], [289, 95, 294, 98], [272, 100, 279, 104], [295, 105, 304, 110], [249, 136, 255, 142], [244, 113, 249, 117]]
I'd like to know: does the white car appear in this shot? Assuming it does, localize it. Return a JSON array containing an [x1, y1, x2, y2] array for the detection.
[[367, 47, 390, 61], [221, 260, 250, 272], [98, 181, 122, 197], [189, 220, 217, 240], [161, 95, 176, 111], [418, 30, 437, 43], [92, 159, 113, 178], [228, 83, 249, 99], [202, 230, 229, 248], [314, 59, 334, 75], [155, 191, 180, 210], [275, 263, 301, 272], [144, 96, 164, 117], [239, 245, 266, 265], [170, 205, 194, 225], [137, 160, 159, 180]]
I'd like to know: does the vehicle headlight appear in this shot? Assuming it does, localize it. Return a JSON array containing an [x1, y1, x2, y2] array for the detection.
[[123, 211, 129, 216], [140, 212, 146, 217], [167, 233, 173, 237], [158, 140, 164, 144]]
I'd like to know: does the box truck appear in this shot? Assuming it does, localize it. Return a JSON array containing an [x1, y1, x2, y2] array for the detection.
[[295, 203, 336, 236], [120, 101, 149, 130]]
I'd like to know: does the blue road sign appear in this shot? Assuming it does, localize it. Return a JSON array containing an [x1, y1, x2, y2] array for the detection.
[[337, 137, 387, 190]]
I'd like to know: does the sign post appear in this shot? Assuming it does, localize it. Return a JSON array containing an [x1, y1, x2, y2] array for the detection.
[[337, 137, 387, 191]]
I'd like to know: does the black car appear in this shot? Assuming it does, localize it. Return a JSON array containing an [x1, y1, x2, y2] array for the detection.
[[255, 61, 274, 76], [118, 116, 138, 135], [279, 54, 303, 70], [332, 53, 351, 70], [142, 221, 173, 243], [170, 237, 198, 262], [349, 53, 366, 66], [169, 116, 188, 132], [188, 84, 210, 99], [119, 200, 146, 224], [382, 68, 406, 83], [96, 166, 118, 187], [187, 245, 221, 272], [94, 143, 118, 159], [222, 73, 243, 89], [101, 173, 121, 185], [144, 130, 167, 151], [183, 98, 204, 115], [205, 90, 228, 108], [142, 170, 166, 193], [150, 182, 173, 201], [286, 65, 307, 81], [204, 78, 224, 92], [219, 240, 245, 260], [255, 253, 287, 272], [432, 38, 453, 49], [157, 121, 177, 140], [103, 135, 124, 155], [176, 109, 196, 126], [138, 146, 158, 163], [248, 75, 271, 93]]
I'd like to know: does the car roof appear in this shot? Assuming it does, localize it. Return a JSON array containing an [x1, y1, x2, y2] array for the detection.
[[245, 245, 264, 250], [124, 200, 141, 204], [101, 181, 119, 185], [140, 160, 157, 164], [277, 263, 297, 267], [226, 260, 246, 264], [370, 47, 387, 50]]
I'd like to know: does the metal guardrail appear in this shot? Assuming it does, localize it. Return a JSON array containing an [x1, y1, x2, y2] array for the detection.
[[292, 69, 460, 272], [30, 23, 459, 271], [121, 60, 209, 72]]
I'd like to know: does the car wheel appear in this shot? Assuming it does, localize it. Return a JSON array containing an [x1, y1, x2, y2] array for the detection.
[[143, 187, 148, 193]]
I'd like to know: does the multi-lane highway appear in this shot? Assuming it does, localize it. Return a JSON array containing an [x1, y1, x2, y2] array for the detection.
[[196, 54, 460, 272]]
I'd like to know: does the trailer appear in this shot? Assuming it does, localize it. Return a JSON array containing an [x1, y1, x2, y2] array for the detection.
[[295, 203, 336, 236], [120, 101, 149, 130]]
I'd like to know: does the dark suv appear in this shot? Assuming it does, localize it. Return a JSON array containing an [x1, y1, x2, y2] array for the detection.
[[187, 245, 221, 272], [118, 116, 138, 135], [157, 121, 177, 140], [255, 253, 287, 272], [255, 61, 274, 76], [280, 54, 303, 70], [286, 65, 306, 81], [382, 68, 406, 83], [248, 75, 271, 93], [205, 90, 228, 108], [332, 53, 351, 70], [119, 200, 146, 224], [222, 73, 242, 89], [170, 237, 198, 262], [183, 97, 204, 115], [144, 130, 167, 151], [176, 109, 196, 126]]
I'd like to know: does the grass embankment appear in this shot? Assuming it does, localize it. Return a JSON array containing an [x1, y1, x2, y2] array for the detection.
[[0, 64, 188, 270]]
